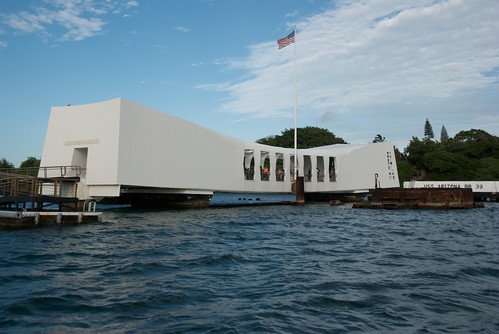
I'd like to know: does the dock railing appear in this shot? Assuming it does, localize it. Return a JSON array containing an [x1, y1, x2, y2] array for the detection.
[[0, 166, 85, 211], [0, 166, 85, 178]]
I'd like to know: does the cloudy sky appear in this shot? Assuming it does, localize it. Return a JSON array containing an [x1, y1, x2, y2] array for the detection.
[[1, 0, 498, 165]]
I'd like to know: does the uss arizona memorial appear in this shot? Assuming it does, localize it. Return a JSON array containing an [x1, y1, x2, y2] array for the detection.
[[40, 98, 400, 206]]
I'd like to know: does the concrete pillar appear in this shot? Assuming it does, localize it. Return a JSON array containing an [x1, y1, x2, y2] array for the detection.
[[295, 176, 305, 204]]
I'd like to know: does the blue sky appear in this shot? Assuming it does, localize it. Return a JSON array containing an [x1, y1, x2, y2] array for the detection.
[[1, 0, 498, 166]]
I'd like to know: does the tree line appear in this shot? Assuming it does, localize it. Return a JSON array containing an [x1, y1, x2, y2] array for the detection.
[[0, 156, 40, 169], [256, 123, 498, 185], [398, 123, 499, 183]]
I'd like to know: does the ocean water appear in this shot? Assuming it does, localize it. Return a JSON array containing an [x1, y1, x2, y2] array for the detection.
[[1, 200, 498, 333]]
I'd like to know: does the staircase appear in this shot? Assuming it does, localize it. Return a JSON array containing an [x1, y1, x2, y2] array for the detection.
[[0, 166, 84, 211]]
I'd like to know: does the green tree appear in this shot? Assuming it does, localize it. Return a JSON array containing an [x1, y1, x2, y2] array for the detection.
[[477, 157, 499, 180], [454, 128, 497, 144], [257, 127, 347, 148], [399, 128, 498, 182], [404, 136, 439, 172], [424, 118, 434, 139], [440, 125, 449, 143], [396, 159, 418, 186], [421, 149, 476, 180], [373, 134, 385, 143], [0, 157, 14, 169], [450, 129, 499, 159], [20, 156, 41, 168]]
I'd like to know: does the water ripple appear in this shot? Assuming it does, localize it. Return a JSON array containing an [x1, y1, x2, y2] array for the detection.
[[1, 202, 498, 333]]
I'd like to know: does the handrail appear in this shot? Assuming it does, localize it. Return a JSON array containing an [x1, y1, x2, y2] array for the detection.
[[0, 177, 39, 197], [0, 166, 86, 179], [0, 166, 82, 211], [0, 166, 82, 198]]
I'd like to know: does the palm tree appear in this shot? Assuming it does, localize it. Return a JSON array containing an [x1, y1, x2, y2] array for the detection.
[[373, 134, 385, 143]]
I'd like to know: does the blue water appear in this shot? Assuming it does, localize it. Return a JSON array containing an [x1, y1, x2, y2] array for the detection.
[[1, 200, 498, 333]]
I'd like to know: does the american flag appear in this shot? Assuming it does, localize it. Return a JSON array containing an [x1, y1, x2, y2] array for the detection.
[[277, 31, 295, 49]]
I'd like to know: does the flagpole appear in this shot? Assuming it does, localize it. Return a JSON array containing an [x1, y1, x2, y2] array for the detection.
[[293, 26, 298, 179]]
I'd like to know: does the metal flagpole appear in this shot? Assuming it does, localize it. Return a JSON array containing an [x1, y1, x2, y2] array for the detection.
[[293, 26, 298, 179]]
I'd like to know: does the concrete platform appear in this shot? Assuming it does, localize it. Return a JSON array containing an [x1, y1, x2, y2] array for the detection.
[[0, 210, 103, 228], [353, 188, 484, 209]]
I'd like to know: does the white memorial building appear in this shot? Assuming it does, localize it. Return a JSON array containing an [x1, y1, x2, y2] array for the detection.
[[40, 98, 400, 206]]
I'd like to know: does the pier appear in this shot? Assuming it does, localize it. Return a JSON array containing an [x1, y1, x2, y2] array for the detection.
[[0, 210, 102, 228], [0, 166, 102, 228]]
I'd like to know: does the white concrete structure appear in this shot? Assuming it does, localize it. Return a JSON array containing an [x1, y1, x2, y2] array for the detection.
[[404, 181, 498, 194], [40, 98, 399, 202]]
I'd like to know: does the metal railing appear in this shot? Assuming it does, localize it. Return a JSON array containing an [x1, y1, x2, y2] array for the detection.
[[0, 166, 83, 200], [0, 176, 40, 197], [0, 166, 85, 179]]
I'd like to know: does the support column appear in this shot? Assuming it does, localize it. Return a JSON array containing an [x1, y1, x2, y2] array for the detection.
[[295, 176, 305, 204]]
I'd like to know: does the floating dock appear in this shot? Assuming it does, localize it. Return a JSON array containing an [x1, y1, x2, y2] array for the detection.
[[0, 210, 102, 228], [353, 188, 484, 209], [1, 167, 102, 228]]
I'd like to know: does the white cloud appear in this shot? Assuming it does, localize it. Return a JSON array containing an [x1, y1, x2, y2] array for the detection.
[[173, 26, 190, 33], [203, 0, 499, 127], [195, 82, 232, 91], [0, 0, 140, 42], [126, 1, 140, 8]]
